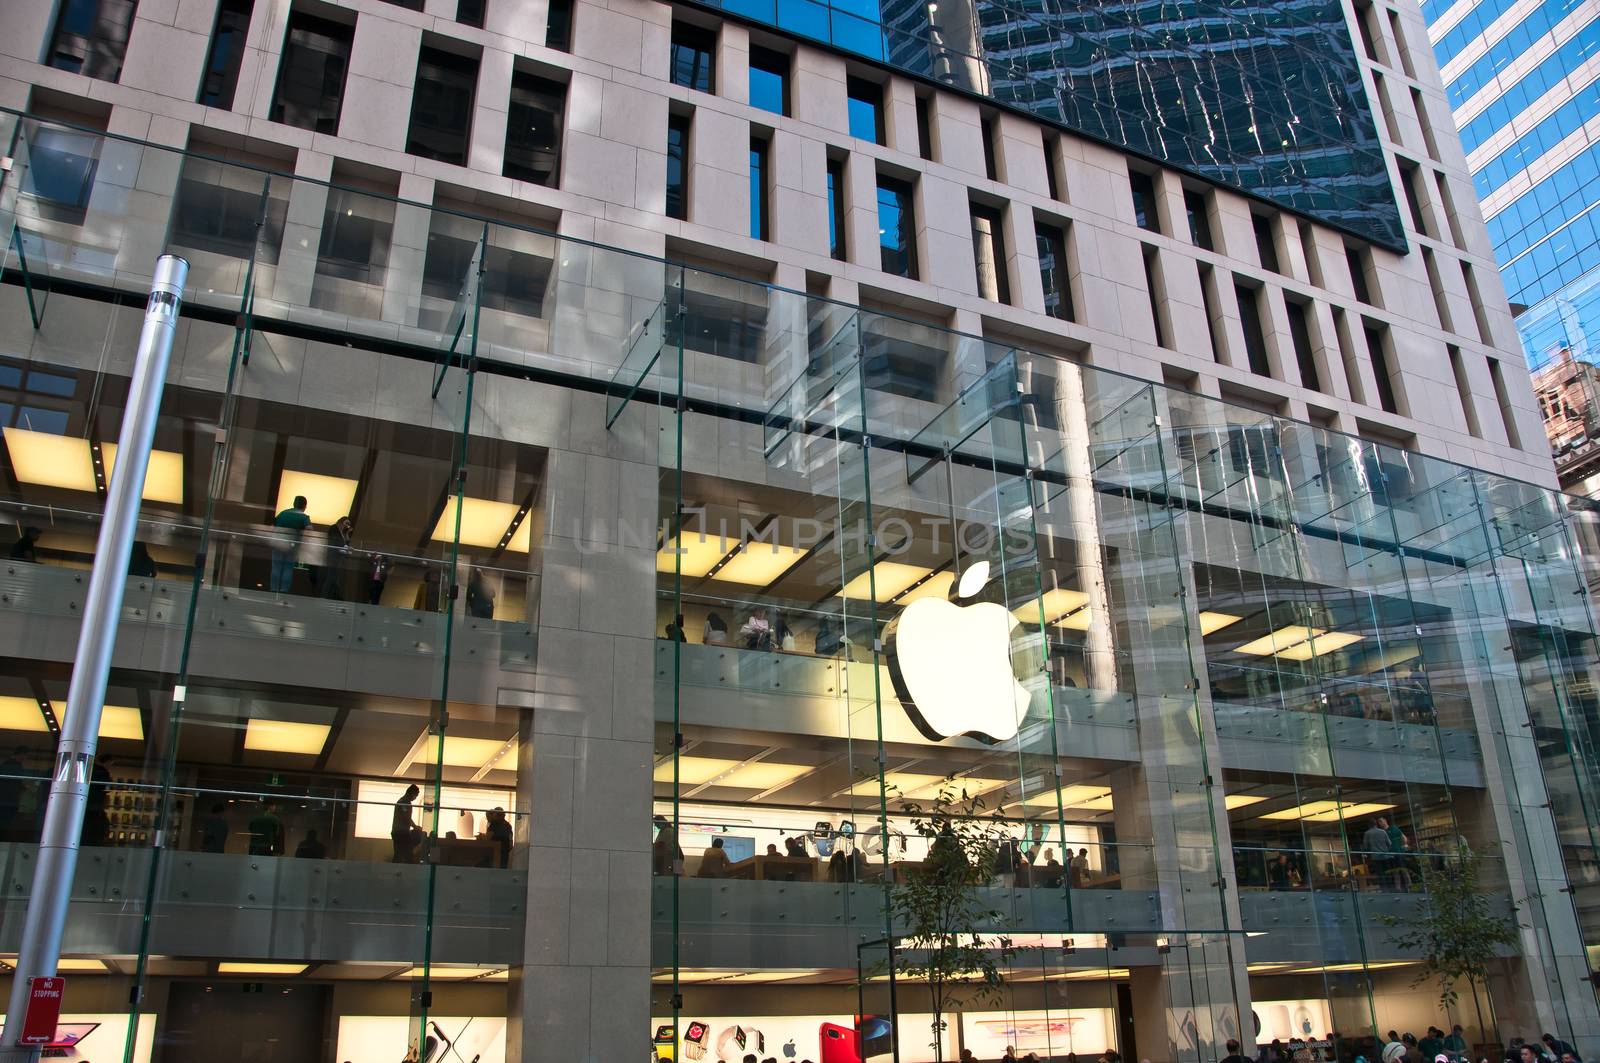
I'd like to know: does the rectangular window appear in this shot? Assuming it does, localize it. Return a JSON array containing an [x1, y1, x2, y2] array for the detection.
[[1448, 345, 1481, 437], [847, 76, 884, 144], [1346, 244, 1373, 304], [1253, 214, 1280, 273], [1043, 134, 1061, 200], [666, 113, 690, 221], [981, 115, 1000, 181], [1285, 298, 1320, 391], [876, 175, 916, 279], [1129, 170, 1159, 232], [1235, 282, 1271, 376], [1036, 222, 1073, 322], [1400, 163, 1432, 237], [748, 45, 788, 116], [1144, 246, 1170, 349], [271, 12, 352, 134], [827, 159, 847, 261], [1364, 320, 1400, 413], [916, 96, 935, 161], [456, 0, 485, 27], [407, 46, 479, 165], [504, 70, 565, 186], [198, 0, 253, 109], [670, 21, 716, 94], [1488, 357, 1523, 448], [1462, 263, 1493, 344], [46, 0, 139, 81], [1185, 190, 1212, 250], [970, 202, 1010, 304], [171, 161, 288, 262], [545, 0, 572, 51], [749, 137, 768, 241]]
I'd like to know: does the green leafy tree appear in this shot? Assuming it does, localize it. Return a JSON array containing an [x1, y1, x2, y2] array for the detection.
[[888, 778, 1017, 1062], [1380, 848, 1520, 1041]]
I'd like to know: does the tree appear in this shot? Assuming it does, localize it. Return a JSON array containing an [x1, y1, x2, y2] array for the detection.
[[1380, 848, 1521, 1041], [888, 777, 1016, 1062]]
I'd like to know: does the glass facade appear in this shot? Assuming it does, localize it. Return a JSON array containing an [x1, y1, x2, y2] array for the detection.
[[2, 109, 1600, 1062], [678, 0, 1403, 249]]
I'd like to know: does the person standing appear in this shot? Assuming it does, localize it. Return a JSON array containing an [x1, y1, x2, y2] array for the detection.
[[392, 783, 421, 862], [1222, 1039, 1250, 1063], [199, 802, 229, 853], [1362, 817, 1392, 889], [270, 495, 311, 593], [248, 799, 284, 856], [466, 567, 496, 619], [484, 807, 513, 868], [8, 526, 40, 562]]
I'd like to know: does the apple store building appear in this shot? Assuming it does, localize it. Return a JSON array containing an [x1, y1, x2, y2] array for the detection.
[[6, 12, 1600, 1056]]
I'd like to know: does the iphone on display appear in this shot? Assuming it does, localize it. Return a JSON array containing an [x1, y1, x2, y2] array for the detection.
[[820, 1022, 861, 1063]]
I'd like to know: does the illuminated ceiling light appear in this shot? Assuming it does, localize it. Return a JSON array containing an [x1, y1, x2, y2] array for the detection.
[[397, 966, 507, 980], [1012, 588, 1089, 627], [1260, 800, 1394, 823], [1295, 960, 1417, 974], [893, 570, 956, 606], [439, 736, 517, 769], [2, 956, 108, 973], [1051, 967, 1131, 980], [710, 762, 813, 789], [0, 696, 50, 733], [1021, 785, 1112, 810], [51, 702, 143, 742], [432, 496, 530, 552], [275, 470, 360, 527], [101, 442, 185, 504], [851, 772, 946, 798], [1300, 800, 1395, 824], [900, 775, 1007, 801], [656, 535, 734, 578], [217, 962, 309, 975], [1055, 607, 1094, 631], [1247, 962, 1292, 972], [1234, 625, 1363, 660], [1225, 794, 1268, 811], [654, 756, 738, 785], [243, 719, 332, 757], [3, 428, 96, 492], [1198, 611, 1243, 636], [839, 561, 934, 602], [708, 543, 809, 585]]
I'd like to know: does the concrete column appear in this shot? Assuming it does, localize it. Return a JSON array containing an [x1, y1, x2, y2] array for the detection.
[[383, 172, 436, 329], [339, 15, 421, 153], [270, 151, 334, 308], [470, 47, 515, 177]]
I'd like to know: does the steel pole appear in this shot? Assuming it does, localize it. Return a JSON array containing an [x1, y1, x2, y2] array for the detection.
[[0, 256, 187, 1059]]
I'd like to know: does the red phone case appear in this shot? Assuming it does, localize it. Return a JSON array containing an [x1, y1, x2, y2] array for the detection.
[[819, 1022, 861, 1063]]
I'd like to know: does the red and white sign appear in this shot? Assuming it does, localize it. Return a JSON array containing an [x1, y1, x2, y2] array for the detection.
[[19, 977, 64, 1046]]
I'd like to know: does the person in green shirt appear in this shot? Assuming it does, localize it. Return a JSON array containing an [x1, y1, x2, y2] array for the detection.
[[247, 799, 284, 856], [270, 495, 311, 593], [1443, 1026, 1468, 1055], [1420, 1027, 1444, 1059]]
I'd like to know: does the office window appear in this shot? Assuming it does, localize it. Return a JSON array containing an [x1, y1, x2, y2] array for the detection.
[[750, 138, 769, 241], [317, 187, 392, 288], [670, 22, 716, 94], [1129, 170, 1159, 232], [1346, 244, 1373, 304], [1036, 222, 1073, 322], [407, 46, 480, 166], [877, 176, 916, 279], [847, 76, 884, 144], [981, 116, 999, 181], [270, 12, 353, 134], [45, 0, 138, 81], [1253, 214, 1280, 273], [916, 96, 935, 161], [748, 46, 788, 116], [1488, 357, 1522, 448], [827, 159, 847, 261], [545, 0, 571, 50], [171, 161, 288, 262], [1043, 135, 1061, 200], [1364, 320, 1400, 414], [456, 0, 485, 27], [28, 127, 100, 225], [666, 113, 690, 221], [1285, 299, 1320, 391], [971, 203, 1009, 304], [1143, 246, 1169, 349], [1448, 345, 1481, 438], [1185, 190, 1212, 250], [1235, 283, 1271, 376], [504, 70, 565, 186], [198, 0, 253, 110]]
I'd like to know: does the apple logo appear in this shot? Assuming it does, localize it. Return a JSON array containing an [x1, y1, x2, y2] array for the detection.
[[783, 1039, 797, 1058], [885, 561, 1031, 743]]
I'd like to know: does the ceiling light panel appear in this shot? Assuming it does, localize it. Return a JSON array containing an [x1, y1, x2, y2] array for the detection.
[[439, 736, 516, 769], [1235, 625, 1363, 660], [3, 428, 96, 492], [1275, 631, 1364, 661], [709, 762, 813, 789], [1225, 794, 1268, 810], [51, 702, 143, 741], [276, 470, 360, 527], [217, 962, 309, 975], [894, 570, 956, 606], [656, 535, 734, 578], [243, 719, 332, 756], [839, 562, 933, 602], [1198, 611, 1243, 636], [1012, 588, 1090, 626], [432, 496, 528, 551], [101, 442, 185, 504], [708, 543, 809, 585], [656, 756, 738, 785], [0, 696, 50, 733]]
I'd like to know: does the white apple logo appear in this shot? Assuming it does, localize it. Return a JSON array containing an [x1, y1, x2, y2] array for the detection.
[[885, 561, 1031, 743]]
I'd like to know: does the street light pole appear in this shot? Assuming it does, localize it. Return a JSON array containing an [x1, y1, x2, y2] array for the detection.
[[0, 256, 187, 1061]]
